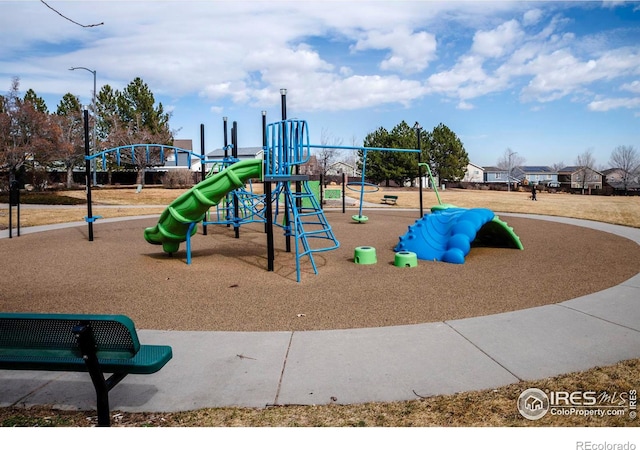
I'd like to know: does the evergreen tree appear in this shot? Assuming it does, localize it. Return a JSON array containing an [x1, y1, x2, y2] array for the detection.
[[95, 77, 173, 184], [24, 89, 49, 114], [362, 121, 424, 186], [425, 123, 469, 182], [54, 93, 85, 188]]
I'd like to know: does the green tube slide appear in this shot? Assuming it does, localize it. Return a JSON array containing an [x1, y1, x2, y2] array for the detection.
[[144, 158, 263, 253]]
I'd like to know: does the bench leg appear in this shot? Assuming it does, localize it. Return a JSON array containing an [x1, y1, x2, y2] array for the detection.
[[86, 361, 111, 426], [73, 323, 111, 427]]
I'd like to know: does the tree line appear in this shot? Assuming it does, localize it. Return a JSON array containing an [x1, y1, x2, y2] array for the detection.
[[0, 76, 172, 189], [359, 121, 469, 187]]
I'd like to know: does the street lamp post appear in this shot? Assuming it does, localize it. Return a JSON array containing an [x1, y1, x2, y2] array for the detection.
[[507, 150, 517, 192], [70, 67, 97, 186]]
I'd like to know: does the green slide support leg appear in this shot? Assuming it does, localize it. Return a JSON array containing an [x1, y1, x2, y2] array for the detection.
[[144, 159, 263, 253]]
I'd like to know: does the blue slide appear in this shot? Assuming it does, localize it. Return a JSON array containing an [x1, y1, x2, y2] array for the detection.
[[394, 206, 523, 264]]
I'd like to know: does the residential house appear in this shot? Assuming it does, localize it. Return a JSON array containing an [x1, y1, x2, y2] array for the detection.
[[484, 166, 510, 184], [299, 155, 320, 175], [558, 166, 604, 191], [461, 163, 484, 183], [162, 139, 198, 170], [512, 166, 559, 187], [483, 166, 521, 189], [204, 146, 264, 173], [602, 168, 640, 193], [326, 161, 358, 177]]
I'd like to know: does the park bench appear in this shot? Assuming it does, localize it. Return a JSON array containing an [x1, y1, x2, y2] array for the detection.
[[381, 195, 398, 205], [0, 313, 172, 426]]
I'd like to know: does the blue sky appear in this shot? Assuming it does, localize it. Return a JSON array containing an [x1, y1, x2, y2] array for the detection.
[[1, 0, 639, 168]]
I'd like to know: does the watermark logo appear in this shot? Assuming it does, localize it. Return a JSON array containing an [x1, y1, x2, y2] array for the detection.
[[518, 388, 637, 420], [517, 388, 549, 420]]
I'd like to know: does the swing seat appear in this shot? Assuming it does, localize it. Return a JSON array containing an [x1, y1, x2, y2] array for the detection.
[[352, 215, 368, 223], [346, 182, 379, 193]]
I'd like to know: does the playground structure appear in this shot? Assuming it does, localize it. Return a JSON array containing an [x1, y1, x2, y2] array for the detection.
[[308, 144, 422, 223], [394, 161, 524, 264], [84, 116, 340, 282], [80, 92, 524, 279], [395, 206, 523, 264]]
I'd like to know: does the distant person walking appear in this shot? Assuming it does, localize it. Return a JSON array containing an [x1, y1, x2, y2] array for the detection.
[[531, 183, 537, 201]]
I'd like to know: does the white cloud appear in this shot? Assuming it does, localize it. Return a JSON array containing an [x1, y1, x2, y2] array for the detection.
[[2, 0, 639, 121], [520, 48, 640, 102], [621, 80, 640, 93], [352, 28, 437, 74], [471, 20, 524, 58], [523, 9, 544, 27], [588, 96, 640, 111]]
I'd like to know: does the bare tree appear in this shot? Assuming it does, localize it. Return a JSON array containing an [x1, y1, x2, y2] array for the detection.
[[609, 145, 640, 193], [496, 148, 525, 191], [575, 149, 597, 194], [316, 128, 342, 181], [0, 78, 57, 187], [340, 135, 360, 172], [551, 161, 565, 172]]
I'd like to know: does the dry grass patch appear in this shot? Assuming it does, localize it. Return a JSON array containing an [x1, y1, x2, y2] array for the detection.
[[2, 359, 638, 427], [60, 186, 189, 205], [2, 186, 640, 229], [362, 188, 640, 228]]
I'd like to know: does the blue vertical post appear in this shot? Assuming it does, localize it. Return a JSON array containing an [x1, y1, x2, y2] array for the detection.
[[357, 149, 368, 220], [415, 122, 424, 217], [186, 222, 197, 265]]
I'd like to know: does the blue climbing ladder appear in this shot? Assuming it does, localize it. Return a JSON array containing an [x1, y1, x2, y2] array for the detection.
[[266, 119, 339, 282]]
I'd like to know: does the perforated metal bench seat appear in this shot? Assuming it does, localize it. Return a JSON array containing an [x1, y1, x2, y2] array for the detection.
[[0, 312, 173, 426], [0, 344, 172, 373]]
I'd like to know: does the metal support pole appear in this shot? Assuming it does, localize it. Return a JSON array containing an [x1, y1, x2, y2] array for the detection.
[[200, 123, 207, 236], [69, 67, 97, 186], [232, 121, 240, 239], [223, 117, 228, 159], [415, 122, 424, 217], [8, 178, 20, 238], [280, 89, 291, 253], [92, 72, 97, 186], [84, 110, 94, 241], [342, 172, 346, 214], [319, 173, 324, 210], [263, 111, 274, 271], [223, 117, 230, 226]]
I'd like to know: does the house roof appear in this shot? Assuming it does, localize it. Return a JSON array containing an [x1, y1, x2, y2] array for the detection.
[[173, 139, 193, 151], [206, 147, 263, 159], [466, 162, 484, 170], [559, 166, 604, 175], [517, 166, 554, 173], [329, 161, 355, 170]]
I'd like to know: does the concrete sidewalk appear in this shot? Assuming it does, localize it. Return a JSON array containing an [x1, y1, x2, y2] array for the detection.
[[1, 214, 639, 414]]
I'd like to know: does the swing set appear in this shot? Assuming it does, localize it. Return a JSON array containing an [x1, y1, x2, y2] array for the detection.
[[309, 144, 423, 222]]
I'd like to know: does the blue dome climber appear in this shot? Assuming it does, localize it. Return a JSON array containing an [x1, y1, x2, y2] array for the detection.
[[394, 206, 523, 264]]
